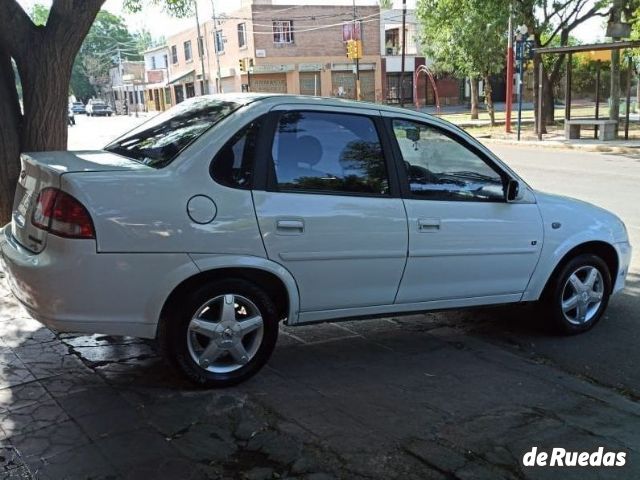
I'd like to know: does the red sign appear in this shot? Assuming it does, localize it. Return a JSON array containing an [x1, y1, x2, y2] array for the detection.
[[147, 70, 165, 84], [342, 22, 361, 42]]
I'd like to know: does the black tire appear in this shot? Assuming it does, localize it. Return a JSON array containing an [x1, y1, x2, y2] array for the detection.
[[162, 278, 279, 387], [540, 254, 611, 335]]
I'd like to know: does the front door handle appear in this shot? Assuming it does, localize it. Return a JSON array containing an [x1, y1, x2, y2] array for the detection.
[[418, 218, 441, 232], [276, 219, 305, 234]]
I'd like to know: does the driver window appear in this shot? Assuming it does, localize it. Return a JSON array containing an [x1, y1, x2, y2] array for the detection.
[[392, 119, 505, 201]]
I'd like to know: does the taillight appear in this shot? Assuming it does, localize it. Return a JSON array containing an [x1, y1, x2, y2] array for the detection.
[[31, 188, 95, 239]]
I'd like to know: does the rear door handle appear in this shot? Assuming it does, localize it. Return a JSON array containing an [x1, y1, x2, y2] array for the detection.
[[418, 218, 441, 232], [276, 219, 304, 234]]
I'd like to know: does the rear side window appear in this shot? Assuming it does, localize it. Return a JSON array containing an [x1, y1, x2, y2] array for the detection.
[[105, 97, 240, 168], [270, 111, 389, 196], [211, 120, 261, 189]]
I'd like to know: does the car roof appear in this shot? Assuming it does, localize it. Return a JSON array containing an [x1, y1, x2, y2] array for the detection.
[[207, 92, 449, 128]]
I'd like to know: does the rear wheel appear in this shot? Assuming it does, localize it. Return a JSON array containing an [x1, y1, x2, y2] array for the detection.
[[541, 254, 611, 334], [163, 279, 279, 387]]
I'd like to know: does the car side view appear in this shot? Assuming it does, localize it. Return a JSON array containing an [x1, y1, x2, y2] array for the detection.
[[0, 94, 632, 387]]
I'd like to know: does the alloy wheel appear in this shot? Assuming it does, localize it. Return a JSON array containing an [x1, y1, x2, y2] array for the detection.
[[187, 294, 264, 373], [560, 265, 605, 325]]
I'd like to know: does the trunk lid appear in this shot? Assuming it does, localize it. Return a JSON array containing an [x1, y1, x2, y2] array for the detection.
[[11, 150, 148, 253]]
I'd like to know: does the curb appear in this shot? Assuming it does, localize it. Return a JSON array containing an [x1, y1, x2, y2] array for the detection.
[[476, 137, 640, 155]]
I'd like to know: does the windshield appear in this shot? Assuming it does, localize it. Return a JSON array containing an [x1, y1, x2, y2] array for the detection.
[[104, 97, 240, 168]]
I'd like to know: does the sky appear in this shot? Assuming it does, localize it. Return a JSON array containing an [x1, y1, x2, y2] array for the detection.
[[17, 0, 605, 43]]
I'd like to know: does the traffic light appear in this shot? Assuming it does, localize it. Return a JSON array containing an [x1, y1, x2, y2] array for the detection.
[[248, 58, 254, 69], [346, 40, 363, 59], [355, 40, 363, 59], [238, 58, 246, 73], [346, 39, 356, 59]]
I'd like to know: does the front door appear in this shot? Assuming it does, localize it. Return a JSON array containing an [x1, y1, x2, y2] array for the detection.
[[253, 108, 408, 313], [387, 117, 543, 304]]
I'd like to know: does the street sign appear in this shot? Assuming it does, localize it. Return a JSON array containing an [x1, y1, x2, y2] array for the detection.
[[516, 40, 535, 61]]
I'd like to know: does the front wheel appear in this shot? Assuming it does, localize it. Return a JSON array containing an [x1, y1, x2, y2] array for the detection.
[[541, 254, 611, 334], [163, 279, 279, 387]]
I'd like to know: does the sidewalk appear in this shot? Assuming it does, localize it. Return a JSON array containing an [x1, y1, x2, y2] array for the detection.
[[1, 276, 639, 479], [480, 132, 640, 154]]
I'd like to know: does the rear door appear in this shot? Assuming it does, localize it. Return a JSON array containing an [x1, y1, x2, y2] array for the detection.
[[252, 106, 408, 313]]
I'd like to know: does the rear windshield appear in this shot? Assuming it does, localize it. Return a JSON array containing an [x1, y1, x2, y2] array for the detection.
[[104, 97, 240, 168]]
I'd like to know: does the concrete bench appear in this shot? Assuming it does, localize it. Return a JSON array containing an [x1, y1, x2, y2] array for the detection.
[[565, 119, 618, 141]]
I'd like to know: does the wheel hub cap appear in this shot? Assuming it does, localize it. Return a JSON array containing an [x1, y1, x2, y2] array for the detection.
[[186, 294, 265, 374], [561, 265, 604, 325]]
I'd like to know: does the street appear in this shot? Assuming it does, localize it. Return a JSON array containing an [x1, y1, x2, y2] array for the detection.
[[1, 114, 639, 479]]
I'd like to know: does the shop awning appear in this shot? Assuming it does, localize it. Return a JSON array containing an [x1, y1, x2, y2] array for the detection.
[[168, 70, 195, 85]]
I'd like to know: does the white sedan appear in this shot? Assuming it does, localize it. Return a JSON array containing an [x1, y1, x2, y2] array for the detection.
[[1, 94, 632, 387]]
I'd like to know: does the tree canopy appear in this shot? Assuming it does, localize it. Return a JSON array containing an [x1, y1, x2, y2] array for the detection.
[[417, 0, 508, 123]]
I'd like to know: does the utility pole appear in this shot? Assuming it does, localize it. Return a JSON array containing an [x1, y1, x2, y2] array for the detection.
[[505, 3, 514, 133], [194, 0, 208, 95], [210, 0, 224, 93], [352, 0, 360, 100], [399, 0, 407, 107]]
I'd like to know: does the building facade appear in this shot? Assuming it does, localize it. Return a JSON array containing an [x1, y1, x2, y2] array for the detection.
[[109, 61, 146, 115], [144, 46, 172, 112], [163, 1, 383, 103]]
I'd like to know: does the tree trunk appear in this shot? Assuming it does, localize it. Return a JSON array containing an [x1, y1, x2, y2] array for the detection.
[[483, 75, 495, 127], [542, 74, 555, 126], [610, 49, 621, 124], [18, 42, 73, 152], [470, 78, 479, 120], [533, 55, 546, 135], [0, 0, 104, 224], [0, 47, 22, 224]]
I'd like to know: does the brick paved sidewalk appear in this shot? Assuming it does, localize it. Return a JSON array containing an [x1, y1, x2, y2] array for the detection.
[[1, 272, 639, 479]]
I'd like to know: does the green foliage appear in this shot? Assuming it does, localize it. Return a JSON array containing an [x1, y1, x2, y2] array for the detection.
[[29, 4, 162, 99], [123, 0, 193, 17], [30, 3, 49, 26], [70, 58, 96, 102], [416, 0, 508, 79]]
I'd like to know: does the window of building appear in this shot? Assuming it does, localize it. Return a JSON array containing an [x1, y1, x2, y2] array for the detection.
[[185, 82, 195, 98], [392, 119, 504, 201], [270, 111, 389, 196], [237, 23, 247, 48], [214, 30, 224, 53], [163, 54, 168, 68], [197, 36, 204, 57], [385, 28, 400, 54], [184, 40, 192, 62], [151, 56, 156, 69], [272, 20, 294, 44], [171, 45, 178, 64]]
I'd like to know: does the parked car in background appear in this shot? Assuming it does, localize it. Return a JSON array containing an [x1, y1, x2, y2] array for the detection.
[[70, 102, 86, 114], [86, 100, 113, 117], [0, 94, 632, 388]]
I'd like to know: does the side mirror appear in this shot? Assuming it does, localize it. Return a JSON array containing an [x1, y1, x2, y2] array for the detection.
[[406, 128, 421, 142], [506, 179, 520, 202]]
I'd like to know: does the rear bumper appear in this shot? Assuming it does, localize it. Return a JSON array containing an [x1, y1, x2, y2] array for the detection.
[[0, 224, 198, 339]]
